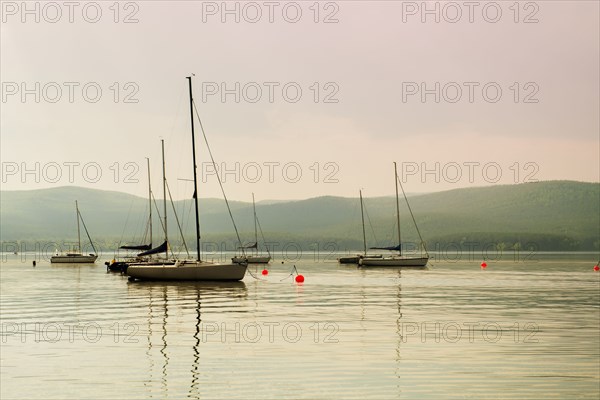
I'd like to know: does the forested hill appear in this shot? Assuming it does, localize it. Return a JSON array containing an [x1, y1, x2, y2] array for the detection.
[[1, 181, 598, 251]]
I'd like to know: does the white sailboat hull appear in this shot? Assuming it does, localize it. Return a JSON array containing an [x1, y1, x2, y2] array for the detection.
[[51, 254, 98, 263], [232, 256, 271, 264], [127, 260, 247, 281], [359, 256, 429, 267]]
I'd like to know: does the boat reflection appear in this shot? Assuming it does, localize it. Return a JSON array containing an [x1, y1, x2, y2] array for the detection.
[[126, 281, 247, 398]]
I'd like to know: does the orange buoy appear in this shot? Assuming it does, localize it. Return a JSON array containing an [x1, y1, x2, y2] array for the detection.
[[295, 274, 305, 283]]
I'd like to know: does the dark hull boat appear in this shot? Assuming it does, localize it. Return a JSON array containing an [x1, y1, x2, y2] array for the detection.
[[107, 241, 174, 273], [232, 193, 271, 265], [338, 254, 383, 264], [338, 190, 383, 265], [107, 260, 129, 273]]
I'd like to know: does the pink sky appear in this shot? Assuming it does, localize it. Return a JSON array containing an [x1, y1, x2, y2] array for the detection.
[[1, 1, 598, 200]]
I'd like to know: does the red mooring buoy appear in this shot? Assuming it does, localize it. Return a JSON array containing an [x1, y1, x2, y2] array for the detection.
[[295, 274, 305, 283], [261, 269, 269, 276]]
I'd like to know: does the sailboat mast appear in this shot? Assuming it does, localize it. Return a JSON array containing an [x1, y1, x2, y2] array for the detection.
[[252, 193, 258, 252], [75, 200, 81, 252], [187, 76, 201, 262], [360, 190, 367, 255], [146, 157, 152, 246], [394, 162, 402, 256], [161, 140, 168, 258]]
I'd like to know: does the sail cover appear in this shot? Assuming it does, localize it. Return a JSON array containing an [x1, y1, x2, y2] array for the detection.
[[239, 242, 258, 249], [370, 245, 401, 251], [137, 240, 168, 256], [120, 244, 152, 251]]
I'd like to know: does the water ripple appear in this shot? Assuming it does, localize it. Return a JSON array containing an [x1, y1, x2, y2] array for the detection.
[[1, 255, 599, 399]]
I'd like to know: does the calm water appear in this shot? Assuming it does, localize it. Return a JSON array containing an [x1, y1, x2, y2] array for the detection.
[[1, 253, 599, 399]]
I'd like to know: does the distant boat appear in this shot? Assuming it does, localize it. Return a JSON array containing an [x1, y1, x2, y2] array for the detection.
[[338, 189, 382, 264], [232, 193, 271, 264], [51, 200, 98, 263], [359, 163, 429, 267], [127, 76, 247, 281]]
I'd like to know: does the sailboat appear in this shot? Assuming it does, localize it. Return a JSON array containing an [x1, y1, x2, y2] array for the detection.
[[51, 200, 98, 263], [359, 163, 429, 267], [107, 158, 155, 272], [108, 151, 174, 272], [232, 193, 271, 264], [338, 190, 382, 264], [127, 76, 247, 281], [130, 139, 173, 263]]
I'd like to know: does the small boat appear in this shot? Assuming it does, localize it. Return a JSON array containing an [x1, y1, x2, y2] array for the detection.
[[107, 259, 129, 273], [338, 190, 383, 264], [108, 158, 153, 273], [339, 254, 382, 264], [51, 200, 98, 263], [51, 253, 98, 263], [107, 155, 176, 273], [359, 163, 429, 268], [338, 256, 359, 264], [359, 256, 429, 267], [127, 76, 247, 281], [232, 255, 272, 264], [107, 255, 171, 273], [232, 193, 271, 264]]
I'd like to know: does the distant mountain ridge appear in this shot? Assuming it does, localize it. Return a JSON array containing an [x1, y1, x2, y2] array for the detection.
[[1, 181, 598, 251]]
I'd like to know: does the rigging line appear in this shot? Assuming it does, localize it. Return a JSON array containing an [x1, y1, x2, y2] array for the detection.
[[246, 268, 267, 281], [136, 209, 148, 245], [388, 217, 398, 248], [77, 208, 97, 255], [352, 193, 362, 249], [137, 207, 151, 249], [166, 179, 190, 257], [192, 100, 246, 257], [362, 198, 379, 246], [279, 265, 299, 281], [117, 199, 135, 250], [172, 181, 190, 247], [175, 194, 185, 251], [359, 190, 367, 254], [181, 194, 194, 247], [151, 192, 167, 243], [136, 201, 151, 246], [127, 198, 147, 248], [396, 175, 429, 257], [151, 191, 175, 259], [142, 216, 150, 245], [177, 192, 194, 255], [255, 216, 271, 257]]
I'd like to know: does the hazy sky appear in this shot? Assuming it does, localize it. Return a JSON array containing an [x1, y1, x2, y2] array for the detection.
[[1, 0, 598, 201]]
